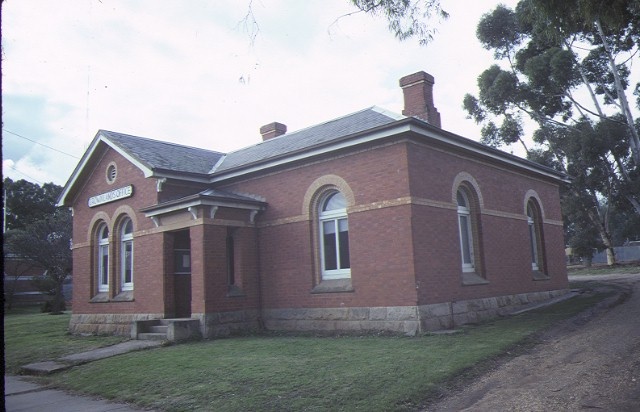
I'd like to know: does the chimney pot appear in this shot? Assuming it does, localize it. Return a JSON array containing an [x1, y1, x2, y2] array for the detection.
[[260, 122, 287, 141], [399, 71, 441, 128]]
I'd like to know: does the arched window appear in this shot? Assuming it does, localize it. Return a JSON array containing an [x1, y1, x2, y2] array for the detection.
[[527, 201, 542, 271], [319, 191, 350, 279], [97, 224, 109, 292], [457, 189, 475, 272], [120, 218, 134, 291]]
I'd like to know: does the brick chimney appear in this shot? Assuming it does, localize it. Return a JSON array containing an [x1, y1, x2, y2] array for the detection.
[[399, 71, 441, 128], [259, 122, 287, 141]]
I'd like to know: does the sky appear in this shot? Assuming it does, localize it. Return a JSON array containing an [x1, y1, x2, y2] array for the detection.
[[3, 0, 534, 186]]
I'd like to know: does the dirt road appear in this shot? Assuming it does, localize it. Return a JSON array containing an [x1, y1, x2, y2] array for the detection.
[[427, 273, 640, 411]]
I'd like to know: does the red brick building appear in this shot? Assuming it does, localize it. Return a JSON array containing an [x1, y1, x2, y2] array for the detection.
[[58, 72, 569, 339]]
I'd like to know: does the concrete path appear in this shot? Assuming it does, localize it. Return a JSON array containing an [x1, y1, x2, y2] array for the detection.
[[4, 375, 150, 411], [6, 340, 163, 411], [21, 340, 162, 375]]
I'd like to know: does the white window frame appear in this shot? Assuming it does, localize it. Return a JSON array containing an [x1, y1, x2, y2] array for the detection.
[[457, 189, 475, 272], [98, 225, 109, 292], [120, 219, 134, 291], [319, 192, 351, 280], [527, 205, 540, 271]]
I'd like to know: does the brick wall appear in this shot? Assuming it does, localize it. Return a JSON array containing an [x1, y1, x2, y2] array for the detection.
[[221, 142, 420, 311], [406, 141, 568, 305], [68, 134, 568, 337], [222, 138, 567, 317], [70, 146, 168, 319]]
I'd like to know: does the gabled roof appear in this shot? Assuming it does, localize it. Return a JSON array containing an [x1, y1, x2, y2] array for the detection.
[[100, 130, 224, 176], [57, 130, 224, 206], [58, 106, 568, 207], [213, 107, 404, 173]]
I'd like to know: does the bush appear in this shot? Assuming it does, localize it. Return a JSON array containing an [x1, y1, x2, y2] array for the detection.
[[41, 300, 66, 313]]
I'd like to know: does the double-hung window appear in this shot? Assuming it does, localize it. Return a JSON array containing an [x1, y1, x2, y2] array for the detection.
[[319, 192, 350, 279], [121, 219, 134, 290], [457, 189, 475, 272], [527, 203, 540, 271], [98, 224, 109, 292]]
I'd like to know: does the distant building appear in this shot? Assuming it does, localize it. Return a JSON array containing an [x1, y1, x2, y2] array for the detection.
[[58, 71, 569, 338], [4, 255, 48, 305]]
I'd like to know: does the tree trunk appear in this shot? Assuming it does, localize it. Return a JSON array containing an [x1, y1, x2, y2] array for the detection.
[[627, 195, 640, 216], [599, 230, 617, 266], [584, 256, 592, 267], [51, 280, 65, 314], [595, 19, 640, 167], [586, 203, 617, 266]]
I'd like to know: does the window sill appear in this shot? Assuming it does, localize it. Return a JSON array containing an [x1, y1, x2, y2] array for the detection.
[[532, 271, 550, 281], [227, 285, 245, 297], [462, 272, 489, 286], [90, 292, 110, 303], [311, 278, 354, 294], [90, 291, 135, 303], [112, 291, 134, 301]]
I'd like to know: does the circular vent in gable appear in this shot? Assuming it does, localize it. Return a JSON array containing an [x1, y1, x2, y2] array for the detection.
[[106, 163, 117, 184]]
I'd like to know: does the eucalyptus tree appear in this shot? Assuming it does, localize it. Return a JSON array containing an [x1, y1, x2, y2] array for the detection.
[[463, 0, 640, 264], [348, 0, 448, 45], [3, 178, 62, 231], [4, 208, 72, 314], [3, 179, 71, 313]]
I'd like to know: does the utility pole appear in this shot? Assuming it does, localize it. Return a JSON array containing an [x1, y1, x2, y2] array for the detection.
[[3, 188, 7, 233]]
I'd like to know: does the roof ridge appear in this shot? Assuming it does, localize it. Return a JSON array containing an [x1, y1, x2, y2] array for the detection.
[[99, 129, 225, 155], [370, 106, 405, 120], [223, 106, 392, 155], [208, 154, 227, 174]]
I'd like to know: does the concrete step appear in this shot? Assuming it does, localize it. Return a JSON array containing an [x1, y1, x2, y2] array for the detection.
[[148, 325, 168, 334], [137, 332, 167, 341], [159, 318, 193, 325]]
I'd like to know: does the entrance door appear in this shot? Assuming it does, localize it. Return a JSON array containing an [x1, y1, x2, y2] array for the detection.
[[173, 230, 191, 318]]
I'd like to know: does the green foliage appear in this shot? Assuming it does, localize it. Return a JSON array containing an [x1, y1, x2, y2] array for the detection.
[[3, 179, 72, 313], [350, 0, 449, 45], [476, 4, 521, 57], [3, 178, 62, 231], [464, 0, 640, 264]]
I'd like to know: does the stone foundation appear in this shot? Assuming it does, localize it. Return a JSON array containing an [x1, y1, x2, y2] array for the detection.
[[196, 309, 261, 338], [264, 289, 569, 336], [263, 306, 420, 335], [419, 289, 570, 331], [69, 289, 569, 338], [69, 313, 164, 336]]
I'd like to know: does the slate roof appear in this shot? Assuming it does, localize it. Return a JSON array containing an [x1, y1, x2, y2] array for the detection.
[[100, 130, 225, 176], [58, 105, 568, 207], [215, 107, 402, 173]]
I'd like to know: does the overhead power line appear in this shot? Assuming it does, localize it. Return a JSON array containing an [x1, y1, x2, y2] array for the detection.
[[3, 129, 81, 159], [6, 164, 44, 185]]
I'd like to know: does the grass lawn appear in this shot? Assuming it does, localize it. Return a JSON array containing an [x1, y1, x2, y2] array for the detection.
[[568, 261, 640, 276], [2, 288, 609, 412], [3, 306, 127, 373]]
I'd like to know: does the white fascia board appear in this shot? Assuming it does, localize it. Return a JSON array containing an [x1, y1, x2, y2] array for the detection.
[[144, 198, 263, 218], [208, 120, 567, 185], [57, 133, 154, 206], [150, 170, 211, 184], [98, 135, 154, 178], [407, 124, 570, 183]]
